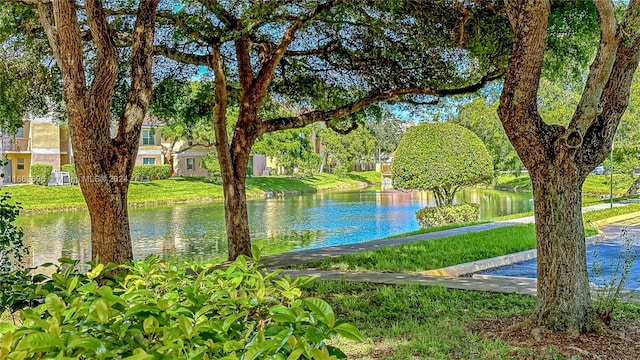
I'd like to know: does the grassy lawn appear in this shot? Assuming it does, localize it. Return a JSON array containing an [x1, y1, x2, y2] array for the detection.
[[496, 173, 637, 196], [295, 224, 538, 272], [305, 280, 640, 360], [1, 171, 380, 212], [307, 281, 537, 360]]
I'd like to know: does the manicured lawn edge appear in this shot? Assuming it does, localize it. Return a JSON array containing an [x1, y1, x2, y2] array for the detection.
[[4, 171, 381, 214]]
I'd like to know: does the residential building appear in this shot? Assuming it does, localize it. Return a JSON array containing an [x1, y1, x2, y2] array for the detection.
[[1, 115, 72, 184], [1, 114, 273, 183], [170, 138, 266, 177], [135, 118, 164, 166]]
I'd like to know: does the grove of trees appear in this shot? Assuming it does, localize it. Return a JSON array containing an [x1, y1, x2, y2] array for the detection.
[[3, 0, 640, 336]]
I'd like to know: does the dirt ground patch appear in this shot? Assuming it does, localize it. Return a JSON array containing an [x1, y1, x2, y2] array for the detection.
[[470, 315, 640, 359]]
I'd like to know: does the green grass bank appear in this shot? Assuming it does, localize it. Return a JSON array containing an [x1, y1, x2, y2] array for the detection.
[[293, 202, 640, 273], [496, 173, 638, 196], [1, 171, 381, 213]]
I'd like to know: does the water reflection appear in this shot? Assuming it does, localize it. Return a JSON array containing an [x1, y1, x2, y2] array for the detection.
[[18, 187, 533, 266]]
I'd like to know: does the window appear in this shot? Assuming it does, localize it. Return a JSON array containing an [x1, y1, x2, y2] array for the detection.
[[142, 129, 155, 145], [187, 139, 194, 146], [16, 158, 24, 170], [142, 157, 155, 165], [187, 158, 195, 170]]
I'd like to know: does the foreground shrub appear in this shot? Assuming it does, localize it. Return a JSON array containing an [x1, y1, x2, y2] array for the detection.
[[0, 255, 362, 359], [29, 164, 52, 186], [131, 164, 171, 181], [60, 164, 78, 185], [0, 192, 26, 274], [416, 203, 480, 228]]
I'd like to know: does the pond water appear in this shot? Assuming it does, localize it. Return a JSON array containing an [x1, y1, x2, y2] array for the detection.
[[18, 187, 534, 266]]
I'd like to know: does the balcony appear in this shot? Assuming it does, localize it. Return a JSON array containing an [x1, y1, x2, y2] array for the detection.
[[1, 137, 31, 152]]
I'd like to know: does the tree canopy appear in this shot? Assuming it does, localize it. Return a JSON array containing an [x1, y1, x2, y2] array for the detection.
[[392, 122, 493, 206]]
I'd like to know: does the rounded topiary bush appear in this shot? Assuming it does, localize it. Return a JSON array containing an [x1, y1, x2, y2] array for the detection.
[[392, 122, 493, 206], [416, 203, 480, 228]]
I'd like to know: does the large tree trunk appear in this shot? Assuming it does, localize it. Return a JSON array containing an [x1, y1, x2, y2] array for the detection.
[[530, 167, 597, 333], [39, 0, 159, 264], [220, 152, 253, 261], [625, 175, 640, 195], [80, 174, 134, 263]]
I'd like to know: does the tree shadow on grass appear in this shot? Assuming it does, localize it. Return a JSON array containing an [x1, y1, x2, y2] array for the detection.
[[246, 176, 316, 193], [345, 173, 375, 184]]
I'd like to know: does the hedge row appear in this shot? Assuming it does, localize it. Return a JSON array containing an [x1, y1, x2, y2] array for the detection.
[[416, 203, 480, 228], [131, 164, 171, 181], [30, 164, 52, 186]]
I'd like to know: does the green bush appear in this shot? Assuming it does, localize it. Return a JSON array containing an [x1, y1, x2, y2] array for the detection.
[[416, 203, 480, 228], [0, 192, 26, 274], [203, 175, 223, 185], [392, 122, 493, 206], [332, 164, 349, 178], [30, 164, 52, 186], [247, 166, 253, 177], [0, 255, 362, 359], [131, 164, 171, 181], [60, 164, 78, 185]]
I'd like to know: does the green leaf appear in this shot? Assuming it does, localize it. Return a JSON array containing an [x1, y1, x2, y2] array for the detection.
[[68, 336, 104, 353], [122, 350, 155, 360], [87, 263, 105, 280], [143, 316, 156, 334], [44, 293, 64, 320], [304, 298, 335, 327], [243, 338, 277, 360], [223, 311, 248, 332], [15, 333, 63, 352], [0, 323, 17, 335], [286, 348, 304, 360], [93, 298, 109, 323], [178, 315, 193, 338], [333, 323, 363, 342], [67, 276, 79, 295]]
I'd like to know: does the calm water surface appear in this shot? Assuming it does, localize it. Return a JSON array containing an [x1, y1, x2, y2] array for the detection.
[[19, 187, 533, 266]]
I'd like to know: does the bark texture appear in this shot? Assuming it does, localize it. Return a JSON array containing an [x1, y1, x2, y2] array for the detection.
[[38, 0, 159, 264], [626, 175, 640, 196], [499, 0, 640, 333]]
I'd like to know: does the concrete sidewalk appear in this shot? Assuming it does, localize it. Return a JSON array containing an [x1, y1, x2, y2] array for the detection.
[[280, 269, 640, 304]]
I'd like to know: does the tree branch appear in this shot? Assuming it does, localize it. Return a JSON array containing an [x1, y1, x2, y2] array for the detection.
[[86, 0, 119, 121], [212, 44, 231, 170], [564, 0, 619, 149], [235, 35, 253, 94], [252, 0, 342, 103], [200, 0, 238, 28], [326, 121, 358, 135], [497, 0, 550, 169], [580, 0, 640, 173], [262, 69, 504, 134], [153, 45, 210, 66], [117, 0, 160, 146], [51, 0, 88, 114]]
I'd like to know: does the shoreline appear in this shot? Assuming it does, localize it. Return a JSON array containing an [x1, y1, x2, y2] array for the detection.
[[16, 177, 377, 215]]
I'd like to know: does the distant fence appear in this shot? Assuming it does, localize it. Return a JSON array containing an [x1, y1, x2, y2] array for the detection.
[[353, 162, 376, 172]]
